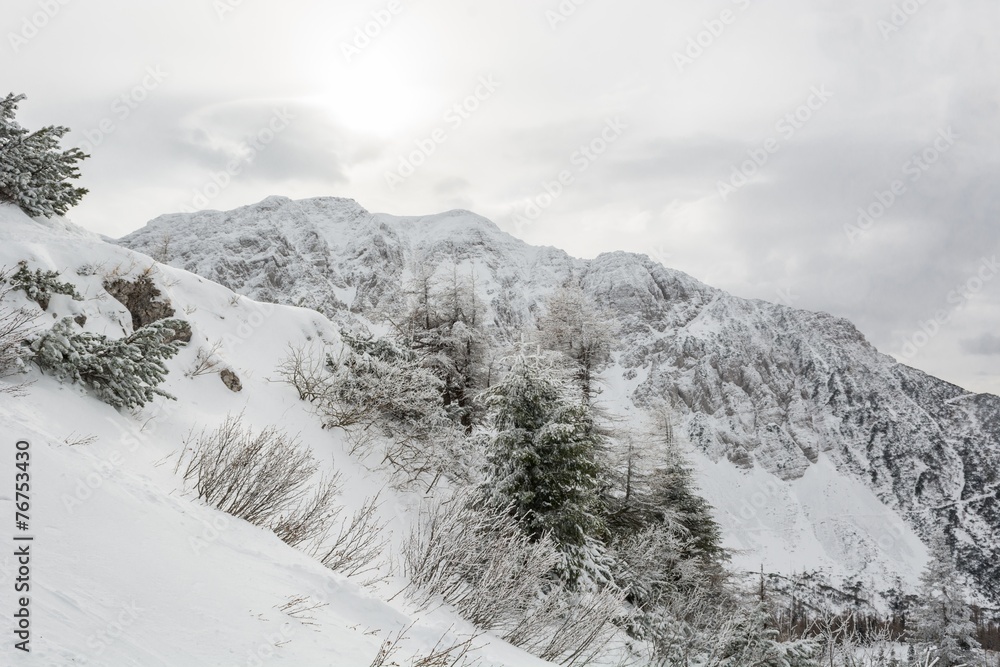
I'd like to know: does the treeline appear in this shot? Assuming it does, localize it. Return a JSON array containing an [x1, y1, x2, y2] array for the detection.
[[275, 259, 997, 666]]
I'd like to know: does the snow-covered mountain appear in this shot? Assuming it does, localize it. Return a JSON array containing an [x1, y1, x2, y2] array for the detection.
[[0, 203, 559, 666], [119, 195, 1000, 608]]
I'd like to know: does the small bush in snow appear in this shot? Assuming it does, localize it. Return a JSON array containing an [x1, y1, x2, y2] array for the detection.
[[0, 93, 88, 217], [367, 624, 482, 667], [0, 269, 35, 388], [322, 331, 447, 437], [179, 414, 341, 546], [314, 492, 387, 579], [278, 335, 447, 436], [8, 260, 82, 310], [404, 494, 561, 630], [30, 317, 187, 409], [278, 339, 473, 489], [705, 603, 821, 667]]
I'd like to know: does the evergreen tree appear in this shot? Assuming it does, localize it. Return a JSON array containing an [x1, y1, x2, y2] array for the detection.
[[605, 414, 727, 600], [482, 355, 607, 584], [908, 532, 983, 666], [0, 93, 88, 217], [535, 283, 615, 402], [647, 434, 726, 569], [31, 317, 187, 409], [8, 260, 82, 310]]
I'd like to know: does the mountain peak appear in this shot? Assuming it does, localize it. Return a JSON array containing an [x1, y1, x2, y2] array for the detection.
[[115, 196, 1000, 604]]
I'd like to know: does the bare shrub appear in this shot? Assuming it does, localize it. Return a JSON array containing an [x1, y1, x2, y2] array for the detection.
[[504, 586, 627, 667], [402, 493, 626, 666], [314, 492, 388, 579], [813, 614, 919, 667], [403, 494, 560, 630], [186, 340, 223, 378], [347, 426, 474, 493], [272, 476, 341, 548], [279, 344, 475, 491], [368, 624, 482, 667], [277, 595, 328, 627], [63, 431, 98, 447], [179, 414, 340, 544], [0, 267, 36, 391], [410, 630, 482, 667], [275, 344, 336, 403]]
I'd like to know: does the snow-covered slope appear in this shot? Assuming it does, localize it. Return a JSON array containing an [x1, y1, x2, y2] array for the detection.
[[120, 196, 1000, 607], [0, 203, 556, 666]]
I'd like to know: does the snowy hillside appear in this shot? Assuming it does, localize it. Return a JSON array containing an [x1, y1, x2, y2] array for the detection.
[[0, 203, 558, 666], [119, 196, 1000, 608]]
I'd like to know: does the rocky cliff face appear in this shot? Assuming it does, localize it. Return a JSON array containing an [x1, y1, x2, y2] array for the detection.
[[119, 196, 1000, 605]]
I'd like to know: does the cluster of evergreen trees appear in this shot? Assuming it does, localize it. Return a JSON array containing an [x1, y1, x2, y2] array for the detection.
[[311, 261, 997, 666], [1, 255, 188, 410]]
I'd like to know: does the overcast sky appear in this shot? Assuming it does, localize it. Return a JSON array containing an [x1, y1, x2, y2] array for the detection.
[[4, 0, 999, 393]]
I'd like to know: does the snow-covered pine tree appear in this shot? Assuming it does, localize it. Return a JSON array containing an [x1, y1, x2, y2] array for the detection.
[[30, 317, 187, 409], [647, 433, 727, 571], [482, 354, 609, 585], [8, 260, 83, 310], [605, 413, 726, 605], [0, 93, 88, 217], [535, 282, 615, 402], [908, 532, 984, 666]]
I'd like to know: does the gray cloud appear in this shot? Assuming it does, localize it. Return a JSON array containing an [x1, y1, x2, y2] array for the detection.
[[2, 0, 999, 392], [962, 333, 1000, 356]]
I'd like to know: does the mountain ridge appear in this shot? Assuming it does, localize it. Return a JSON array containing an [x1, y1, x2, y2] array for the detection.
[[117, 195, 1000, 607]]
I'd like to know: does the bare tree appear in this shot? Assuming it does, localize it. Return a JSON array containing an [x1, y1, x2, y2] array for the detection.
[[535, 282, 616, 402]]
